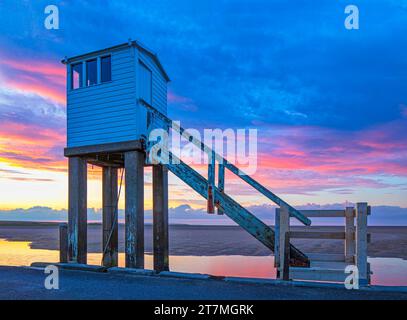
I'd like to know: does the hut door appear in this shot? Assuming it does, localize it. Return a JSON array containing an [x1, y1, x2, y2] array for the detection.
[[139, 61, 152, 105]]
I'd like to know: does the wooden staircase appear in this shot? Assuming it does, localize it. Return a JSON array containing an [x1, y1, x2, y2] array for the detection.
[[140, 99, 371, 285], [141, 98, 310, 267]]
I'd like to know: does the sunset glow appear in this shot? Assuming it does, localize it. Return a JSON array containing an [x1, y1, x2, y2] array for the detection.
[[0, 1, 406, 217]]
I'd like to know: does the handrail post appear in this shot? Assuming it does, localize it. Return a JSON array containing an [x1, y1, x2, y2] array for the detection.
[[207, 150, 215, 214], [217, 162, 225, 215]]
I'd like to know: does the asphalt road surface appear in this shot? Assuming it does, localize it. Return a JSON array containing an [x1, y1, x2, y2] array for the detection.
[[0, 266, 406, 300]]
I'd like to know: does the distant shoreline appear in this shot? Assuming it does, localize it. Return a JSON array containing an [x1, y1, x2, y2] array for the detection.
[[0, 220, 406, 228], [0, 222, 406, 259]]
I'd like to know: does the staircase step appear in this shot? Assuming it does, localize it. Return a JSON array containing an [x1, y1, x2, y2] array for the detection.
[[307, 253, 346, 262], [310, 261, 348, 269], [290, 266, 347, 283]]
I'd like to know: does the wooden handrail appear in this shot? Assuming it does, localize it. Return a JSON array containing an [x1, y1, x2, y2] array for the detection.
[[298, 209, 346, 217], [139, 98, 311, 226]]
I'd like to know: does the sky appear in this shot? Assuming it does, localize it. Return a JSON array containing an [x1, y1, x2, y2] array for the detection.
[[0, 1, 406, 223]]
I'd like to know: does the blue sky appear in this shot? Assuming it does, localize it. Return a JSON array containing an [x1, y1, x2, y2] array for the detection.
[[0, 1, 406, 217]]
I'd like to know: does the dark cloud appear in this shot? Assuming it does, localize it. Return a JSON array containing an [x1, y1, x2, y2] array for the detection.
[[1, 1, 407, 129]]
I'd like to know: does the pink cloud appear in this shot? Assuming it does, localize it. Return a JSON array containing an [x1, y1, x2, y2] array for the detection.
[[0, 54, 65, 105], [244, 119, 407, 194], [6, 79, 65, 105], [2, 58, 65, 78]]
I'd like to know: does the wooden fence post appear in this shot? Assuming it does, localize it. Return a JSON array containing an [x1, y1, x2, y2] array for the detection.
[[356, 202, 368, 285], [59, 223, 68, 263], [345, 207, 355, 263]]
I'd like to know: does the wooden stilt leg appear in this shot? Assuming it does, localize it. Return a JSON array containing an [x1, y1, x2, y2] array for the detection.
[[125, 151, 145, 269], [102, 166, 118, 267], [153, 165, 169, 272], [68, 157, 87, 264]]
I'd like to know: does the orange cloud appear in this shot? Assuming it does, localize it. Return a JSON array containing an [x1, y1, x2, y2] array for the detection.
[[6, 79, 65, 105], [0, 121, 66, 172]]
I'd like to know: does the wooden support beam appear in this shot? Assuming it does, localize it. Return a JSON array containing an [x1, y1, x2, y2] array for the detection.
[[356, 202, 368, 284], [125, 151, 145, 269], [217, 163, 225, 215], [102, 166, 118, 268], [153, 165, 169, 272], [345, 207, 355, 263], [87, 159, 122, 168], [59, 223, 68, 263], [64, 140, 143, 157], [68, 157, 87, 264]]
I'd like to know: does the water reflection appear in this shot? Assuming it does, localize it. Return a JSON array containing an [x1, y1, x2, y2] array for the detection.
[[1, 239, 406, 286]]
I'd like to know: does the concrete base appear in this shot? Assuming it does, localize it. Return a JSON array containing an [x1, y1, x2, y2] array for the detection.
[[26, 263, 407, 294], [108, 267, 155, 276], [158, 271, 212, 280], [31, 262, 107, 273]]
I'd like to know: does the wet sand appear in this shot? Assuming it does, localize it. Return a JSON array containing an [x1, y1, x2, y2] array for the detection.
[[0, 222, 406, 259]]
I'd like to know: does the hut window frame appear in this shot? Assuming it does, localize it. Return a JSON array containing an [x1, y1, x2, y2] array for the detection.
[[70, 54, 112, 90], [101, 55, 112, 83], [71, 62, 83, 90], [86, 59, 98, 87]]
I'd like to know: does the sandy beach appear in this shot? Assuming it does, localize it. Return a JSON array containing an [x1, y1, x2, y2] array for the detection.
[[0, 222, 406, 259]]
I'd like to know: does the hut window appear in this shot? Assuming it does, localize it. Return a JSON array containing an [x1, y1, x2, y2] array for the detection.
[[71, 62, 83, 90], [86, 59, 97, 86], [101, 56, 111, 83]]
